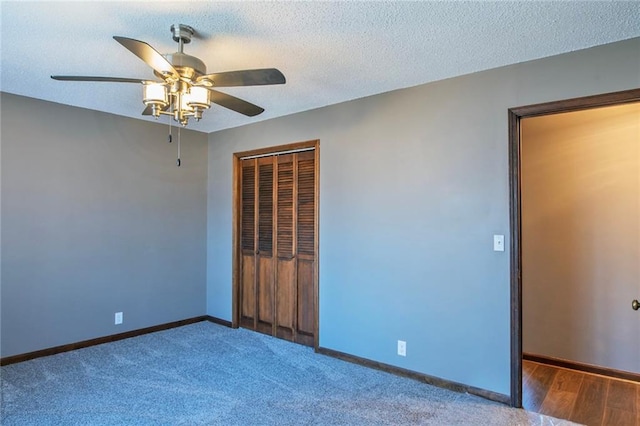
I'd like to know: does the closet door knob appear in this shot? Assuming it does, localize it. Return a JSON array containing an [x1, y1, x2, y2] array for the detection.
[[633, 300, 639, 311]]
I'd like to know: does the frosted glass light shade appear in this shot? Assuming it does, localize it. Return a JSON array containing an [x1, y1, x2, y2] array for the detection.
[[184, 86, 210, 109], [143, 83, 168, 107]]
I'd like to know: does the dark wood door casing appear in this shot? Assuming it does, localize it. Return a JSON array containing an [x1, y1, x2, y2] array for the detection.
[[508, 89, 640, 408], [233, 140, 319, 348]]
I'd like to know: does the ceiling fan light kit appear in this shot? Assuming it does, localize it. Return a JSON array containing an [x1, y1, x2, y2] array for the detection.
[[51, 23, 286, 128]]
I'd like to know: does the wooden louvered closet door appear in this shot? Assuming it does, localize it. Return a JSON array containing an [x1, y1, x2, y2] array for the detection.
[[239, 150, 316, 346]]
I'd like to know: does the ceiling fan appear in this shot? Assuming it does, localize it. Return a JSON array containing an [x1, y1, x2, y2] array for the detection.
[[51, 24, 286, 127]]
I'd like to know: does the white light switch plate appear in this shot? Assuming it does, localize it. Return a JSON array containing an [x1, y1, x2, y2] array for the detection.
[[115, 312, 123, 325], [493, 235, 505, 252]]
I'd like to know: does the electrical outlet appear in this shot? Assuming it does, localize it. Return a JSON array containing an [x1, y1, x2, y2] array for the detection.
[[114, 312, 123, 325], [397, 340, 406, 357]]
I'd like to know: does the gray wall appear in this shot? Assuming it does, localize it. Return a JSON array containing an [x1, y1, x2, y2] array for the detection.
[[1, 93, 208, 358], [206, 38, 640, 396], [522, 103, 640, 373]]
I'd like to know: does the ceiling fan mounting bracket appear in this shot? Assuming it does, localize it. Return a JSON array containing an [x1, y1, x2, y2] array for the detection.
[[171, 24, 194, 45]]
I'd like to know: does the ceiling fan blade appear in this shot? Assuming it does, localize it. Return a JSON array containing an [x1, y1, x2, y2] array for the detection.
[[51, 76, 145, 83], [198, 68, 286, 87], [207, 89, 264, 117], [113, 36, 179, 79]]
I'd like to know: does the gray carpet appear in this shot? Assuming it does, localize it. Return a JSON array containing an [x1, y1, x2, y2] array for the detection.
[[1, 322, 575, 425]]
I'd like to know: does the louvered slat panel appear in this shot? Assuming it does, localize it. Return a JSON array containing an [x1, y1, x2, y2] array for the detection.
[[297, 157, 315, 255], [277, 161, 294, 258], [258, 163, 274, 253], [241, 163, 255, 251]]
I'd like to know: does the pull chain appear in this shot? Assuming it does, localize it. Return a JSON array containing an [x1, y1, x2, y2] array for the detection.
[[165, 100, 181, 167], [177, 126, 181, 167], [168, 106, 173, 144]]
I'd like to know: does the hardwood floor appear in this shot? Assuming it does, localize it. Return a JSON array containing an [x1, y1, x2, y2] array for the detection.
[[523, 360, 639, 426]]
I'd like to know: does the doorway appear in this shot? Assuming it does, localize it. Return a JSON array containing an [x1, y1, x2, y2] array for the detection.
[[509, 88, 640, 408], [232, 140, 319, 348]]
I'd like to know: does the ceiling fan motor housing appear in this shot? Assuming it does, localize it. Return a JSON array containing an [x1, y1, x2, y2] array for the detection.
[[160, 52, 206, 80]]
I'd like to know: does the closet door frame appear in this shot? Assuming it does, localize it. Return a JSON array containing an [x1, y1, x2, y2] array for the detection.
[[232, 139, 320, 349]]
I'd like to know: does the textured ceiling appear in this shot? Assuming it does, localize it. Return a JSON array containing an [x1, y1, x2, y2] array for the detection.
[[1, 1, 639, 133]]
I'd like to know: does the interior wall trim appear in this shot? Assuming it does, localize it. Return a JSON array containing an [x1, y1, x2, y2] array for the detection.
[[316, 347, 510, 405], [205, 315, 233, 328], [524, 353, 640, 383], [508, 87, 640, 408], [0, 316, 210, 366]]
